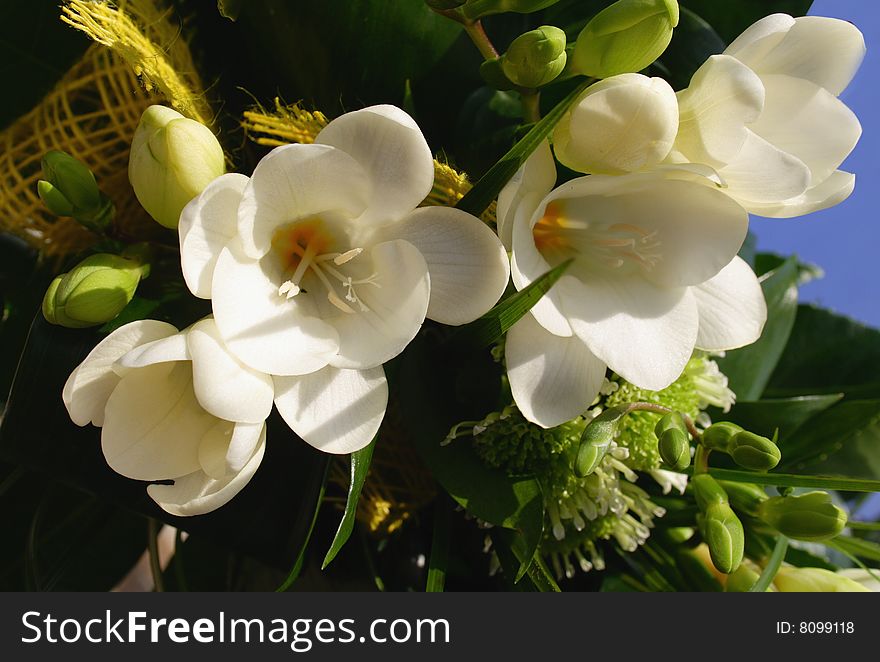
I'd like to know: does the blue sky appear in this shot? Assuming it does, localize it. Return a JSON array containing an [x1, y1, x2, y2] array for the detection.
[[750, 0, 880, 327]]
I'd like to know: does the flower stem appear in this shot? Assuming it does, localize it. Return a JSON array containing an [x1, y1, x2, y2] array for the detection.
[[147, 518, 165, 592], [521, 91, 541, 123], [620, 402, 702, 443], [462, 19, 499, 60]]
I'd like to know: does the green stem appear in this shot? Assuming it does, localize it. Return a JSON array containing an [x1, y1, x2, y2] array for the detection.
[[521, 92, 541, 123], [622, 402, 702, 443], [749, 536, 788, 592], [694, 445, 711, 474], [147, 518, 165, 592], [462, 19, 499, 60]]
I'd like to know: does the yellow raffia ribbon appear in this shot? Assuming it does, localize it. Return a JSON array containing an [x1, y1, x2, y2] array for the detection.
[[243, 99, 497, 225], [61, 0, 212, 125]]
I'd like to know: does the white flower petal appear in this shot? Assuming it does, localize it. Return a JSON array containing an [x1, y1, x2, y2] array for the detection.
[[510, 191, 573, 337], [497, 141, 556, 250], [316, 105, 434, 225], [378, 206, 509, 326], [725, 13, 795, 66], [718, 130, 812, 206], [63, 320, 178, 427], [148, 425, 266, 517], [236, 144, 370, 258], [731, 15, 866, 97], [750, 74, 861, 185], [565, 276, 699, 391], [187, 318, 274, 424], [747, 170, 855, 219], [274, 366, 388, 454], [506, 313, 606, 428], [693, 256, 767, 351], [554, 74, 678, 175], [675, 55, 765, 168], [116, 332, 191, 370], [212, 243, 340, 376], [102, 363, 217, 481], [179, 173, 248, 298], [323, 240, 430, 369], [198, 420, 264, 479]]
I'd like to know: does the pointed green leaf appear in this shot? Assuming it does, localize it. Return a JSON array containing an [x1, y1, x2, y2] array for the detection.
[[426, 496, 452, 592], [277, 462, 330, 591], [449, 258, 572, 350], [705, 467, 880, 493], [455, 80, 590, 217], [322, 438, 376, 569], [748, 536, 788, 592]]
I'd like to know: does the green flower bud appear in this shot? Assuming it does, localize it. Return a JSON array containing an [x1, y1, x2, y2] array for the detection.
[[774, 567, 870, 593], [702, 502, 744, 574], [757, 491, 847, 542], [729, 431, 781, 471], [129, 105, 225, 229], [574, 406, 625, 477], [691, 473, 728, 511], [654, 410, 686, 437], [42, 254, 147, 328], [40, 150, 101, 212], [572, 0, 679, 78], [719, 480, 767, 516], [658, 427, 690, 471], [701, 421, 742, 452], [37, 180, 75, 217], [501, 26, 567, 88], [725, 562, 763, 592], [462, 0, 562, 20]]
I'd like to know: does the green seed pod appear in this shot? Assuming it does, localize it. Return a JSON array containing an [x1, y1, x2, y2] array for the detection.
[[719, 480, 767, 516], [574, 406, 626, 477], [691, 473, 728, 511], [570, 0, 679, 78], [701, 421, 742, 452], [501, 26, 568, 88], [41, 150, 102, 212], [658, 427, 690, 471], [757, 491, 847, 542], [725, 562, 763, 592], [42, 254, 147, 328], [703, 502, 744, 574], [729, 431, 781, 471]]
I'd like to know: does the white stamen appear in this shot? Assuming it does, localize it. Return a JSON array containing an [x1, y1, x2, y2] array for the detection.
[[333, 248, 363, 265]]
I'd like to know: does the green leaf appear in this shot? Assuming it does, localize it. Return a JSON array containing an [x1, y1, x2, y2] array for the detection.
[[322, 438, 376, 569], [828, 535, 880, 563], [680, 1, 813, 43], [426, 496, 452, 592], [277, 461, 331, 591], [98, 297, 161, 333], [766, 305, 880, 401], [749, 536, 788, 592], [455, 80, 590, 217], [779, 400, 880, 475], [705, 467, 880, 493], [716, 395, 843, 446], [449, 259, 572, 349], [491, 529, 560, 592], [658, 6, 725, 89], [718, 256, 799, 401]]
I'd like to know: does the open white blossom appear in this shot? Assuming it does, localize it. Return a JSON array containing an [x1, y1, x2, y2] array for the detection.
[[63, 319, 271, 516], [498, 143, 766, 428], [671, 14, 865, 217], [179, 105, 510, 453]]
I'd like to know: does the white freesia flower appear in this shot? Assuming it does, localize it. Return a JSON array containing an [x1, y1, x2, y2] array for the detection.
[[178, 105, 510, 452], [552, 73, 679, 175], [671, 14, 865, 217], [498, 143, 766, 428], [63, 318, 271, 516]]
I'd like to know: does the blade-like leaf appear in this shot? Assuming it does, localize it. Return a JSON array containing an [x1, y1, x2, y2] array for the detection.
[[322, 438, 376, 569], [426, 496, 452, 592], [749, 536, 788, 592], [276, 462, 330, 592], [455, 80, 590, 217], [830, 535, 880, 563], [705, 467, 880, 493], [718, 256, 799, 400], [715, 394, 843, 447], [449, 259, 572, 350]]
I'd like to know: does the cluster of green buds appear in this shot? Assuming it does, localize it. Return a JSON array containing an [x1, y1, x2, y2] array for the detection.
[[702, 421, 781, 471], [38, 151, 114, 233], [42, 252, 150, 328], [571, 0, 679, 78], [654, 411, 690, 471]]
